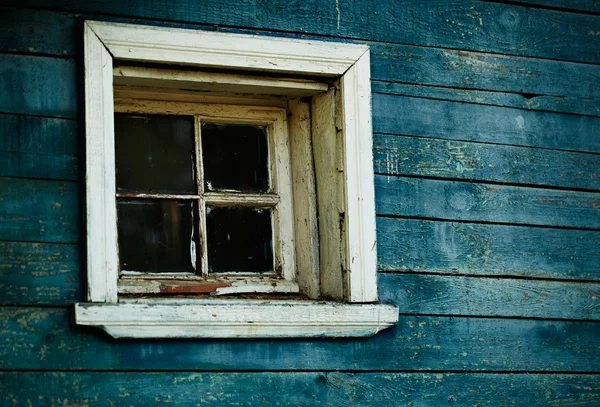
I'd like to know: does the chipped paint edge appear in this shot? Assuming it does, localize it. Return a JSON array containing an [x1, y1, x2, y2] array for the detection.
[[74, 302, 399, 338]]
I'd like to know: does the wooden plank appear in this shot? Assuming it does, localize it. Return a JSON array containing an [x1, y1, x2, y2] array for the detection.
[[370, 43, 600, 100], [373, 134, 600, 191], [0, 177, 80, 243], [0, 54, 77, 118], [373, 94, 600, 154], [0, 6, 76, 56], [2, 307, 599, 371], [376, 217, 600, 280], [0, 242, 80, 305], [375, 176, 600, 229], [514, 0, 600, 13], [379, 273, 600, 320], [1, 372, 599, 406], [0, 114, 78, 181], [373, 81, 600, 118], [312, 89, 344, 300], [4, 0, 600, 64]]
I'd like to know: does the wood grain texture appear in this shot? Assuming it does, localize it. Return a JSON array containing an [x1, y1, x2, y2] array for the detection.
[[3, 0, 600, 64], [375, 176, 600, 229], [370, 43, 600, 100], [373, 94, 600, 154], [1, 372, 599, 406], [0, 242, 80, 305], [0, 114, 78, 181], [514, 0, 600, 13], [372, 81, 600, 118], [380, 273, 600, 320], [2, 307, 599, 371], [0, 54, 77, 118], [373, 134, 600, 191], [2, 8, 599, 107], [376, 217, 600, 280], [0, 177, 80, 243], [0, 7, 76, 56]]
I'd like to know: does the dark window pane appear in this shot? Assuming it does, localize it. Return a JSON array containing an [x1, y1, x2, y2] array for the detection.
[[117, 199, 197, 273], [115, 114, 195, 194], [202, 123, 269, 192], [206, 206, 273, 273]]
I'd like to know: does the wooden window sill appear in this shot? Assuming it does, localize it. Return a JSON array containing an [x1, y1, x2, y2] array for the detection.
[[74, 300, 399, 338]]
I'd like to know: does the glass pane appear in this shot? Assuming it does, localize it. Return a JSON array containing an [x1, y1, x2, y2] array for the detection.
[[117, 199, 197, 273], [206, 206, 273, 273], [115, 114, 195, 194], [201, 123, 269, 192]]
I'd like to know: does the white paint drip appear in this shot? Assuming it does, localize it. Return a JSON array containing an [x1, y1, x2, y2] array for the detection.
[[336, 0, 341, 29]]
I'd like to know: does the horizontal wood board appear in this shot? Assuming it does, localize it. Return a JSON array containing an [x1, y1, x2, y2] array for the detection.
[[3, 0, 600, 64], [373, 94, 600, 154], [0, 177, 80, 244], [1, 372, 599, 406], [379, 273, 600, 320], [1, 307, 600, 372], [375, 176, 600, 229], [373, 134, 600, 191], [0, 114, 78, 181], [376, 218, 600, 280]]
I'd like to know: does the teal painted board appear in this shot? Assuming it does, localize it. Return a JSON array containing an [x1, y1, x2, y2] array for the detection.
[[0, 242, 80, 305], [373, 134, 600, 191], [372, 81, 600, 118], [375, 176, 600, 229], [4, 0, 600, 64], [516, 0, 600, 12], [376, 218, 600, 280], [0, 114, 78, 181], [1, 372, 599, 407], [0, 54, 77, 118], [2, 307, 600, 372], [0, 7, 76, 56], [373, 94, 600, 153], [0, 178, 80, 243], [370, 43, 600, 100], [380, 273, 600, 320]]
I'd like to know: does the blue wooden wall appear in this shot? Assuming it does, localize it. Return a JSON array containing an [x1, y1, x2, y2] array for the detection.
[[1, 1, 599, 405]]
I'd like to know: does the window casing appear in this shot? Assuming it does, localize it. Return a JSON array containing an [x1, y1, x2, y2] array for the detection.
[[75, 21, 398, 338]]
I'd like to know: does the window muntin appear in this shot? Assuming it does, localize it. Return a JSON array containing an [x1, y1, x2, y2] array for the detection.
[[114, 100, 296, 292]]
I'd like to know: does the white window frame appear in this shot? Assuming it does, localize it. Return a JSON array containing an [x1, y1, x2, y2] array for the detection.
[[75, 21, 398, 338]]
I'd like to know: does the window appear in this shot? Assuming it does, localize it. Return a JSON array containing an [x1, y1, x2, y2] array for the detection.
[[75, 21, 398, 338]]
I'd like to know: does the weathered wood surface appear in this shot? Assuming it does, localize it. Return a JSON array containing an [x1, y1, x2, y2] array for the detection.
[[373, 94, 600, 154], [2, 7, 600, 107], [1, 372, 599, 407], [372, 81, 600, 118], [370, 43, 600, 100], [377, 217, 600, 280], [0, 54, 77, 118], [0, 114, 78, 181], [375, 176, 600, 229], [0, 242, 81, 305], [373, 134, 600, 191], [4, 1, 600, 64], [1, 307, 599, 371], [380, 273, 600, 320], [515, 0, 600, 13], [0, 7, 76, 56], [0, 177, 80, 243]]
